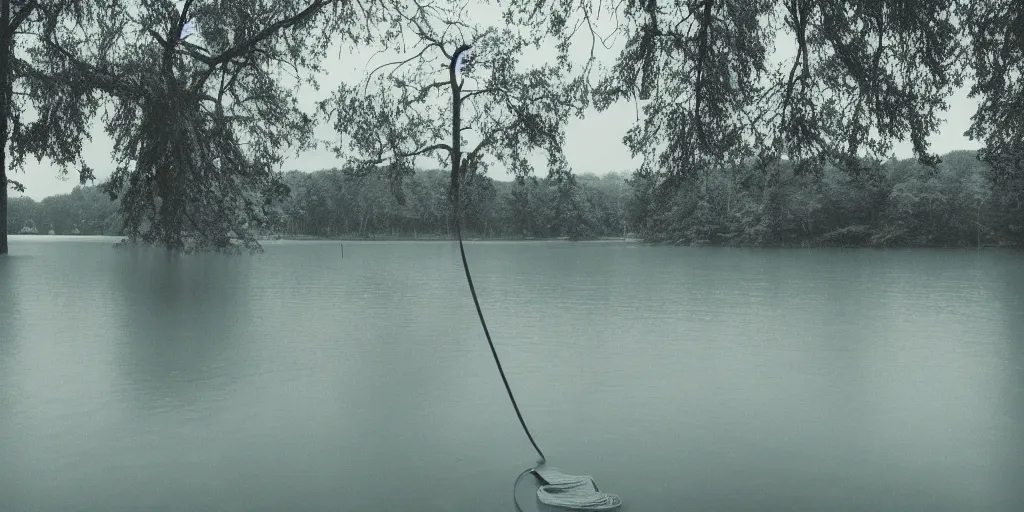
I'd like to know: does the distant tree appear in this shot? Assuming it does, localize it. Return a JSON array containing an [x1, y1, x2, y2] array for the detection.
[[319, 0, 594, 234], [12, 149, 1017, 247], [6, 195, 33, 233]]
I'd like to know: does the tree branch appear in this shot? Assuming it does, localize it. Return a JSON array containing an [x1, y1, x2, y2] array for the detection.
[[208, 0, 333, 67], [360, 143, 454, 167], [401, 6, 452, 60], [693, 0, 714, 145], [467, 120, 520, 161], [6, 178, 25, 193], [147, 28, 168, 47], [399, 143, 454, 159], [459, 87, 501, 105], [163, 0, 195, 78], [365, 43, 446, 93], [16, 54, 138, 100], [8, 0, 38, 33], [419, 79, 449, 95], [34, 5, 143, 99]]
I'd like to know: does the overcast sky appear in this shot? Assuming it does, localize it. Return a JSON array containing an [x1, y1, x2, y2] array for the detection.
[[9, 3, 982, 200]]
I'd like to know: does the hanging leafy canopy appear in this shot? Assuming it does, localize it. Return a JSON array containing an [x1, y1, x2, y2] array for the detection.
[[33, 0, 372, 252], [578, 0, 969, 194], [2, 0, 108, 255], [8, 0, 1021, 254], [512, 0, 1024, 236], [7, 1, 105, 183], [959, 1, 1024, 191]]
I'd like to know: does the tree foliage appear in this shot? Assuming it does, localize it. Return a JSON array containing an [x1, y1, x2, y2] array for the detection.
[[525, 0, 1021, 241], [1, 0, 104, 255], [11, 149, 1022, 247], [266, 151, 1024, 247], [319, 0, 594, 221], [4, 0, 1024, 255], [32, 0, 368, 252], [959, 1, 1024, 210], [627, 150, 1021, 247], [583, 0, 970, 192], [7, 184, 121, 236]]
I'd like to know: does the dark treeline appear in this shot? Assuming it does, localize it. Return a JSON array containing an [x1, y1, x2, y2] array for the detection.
[[7, 186, 122, 236], [638, 150, 1023, 248], [270, 168, 631, 240], [8, 150, 1022, 248]]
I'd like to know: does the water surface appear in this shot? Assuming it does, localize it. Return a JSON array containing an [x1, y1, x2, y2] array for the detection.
[[1, 236, 1022, 511]]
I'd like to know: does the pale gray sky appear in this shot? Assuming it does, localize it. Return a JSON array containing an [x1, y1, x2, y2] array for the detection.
[[9, 3, 982, 200]]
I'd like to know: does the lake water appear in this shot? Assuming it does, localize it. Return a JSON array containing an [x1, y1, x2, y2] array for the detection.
[[1, 236, 1022, 511]]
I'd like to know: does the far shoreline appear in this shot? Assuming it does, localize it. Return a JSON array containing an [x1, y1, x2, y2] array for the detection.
[[9, 233, 1021, 250], [265, 235, 643, 243]]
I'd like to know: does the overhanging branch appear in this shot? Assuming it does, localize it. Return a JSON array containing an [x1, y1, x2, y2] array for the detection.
[[357, 142, 454, 167], [208, 0, 334, 67], [459, 87, 502, 105], [8, 0, 38, 33], [15, 55, 139, 100], [464, 119, 521, 171], [365, 43, 446, 93]]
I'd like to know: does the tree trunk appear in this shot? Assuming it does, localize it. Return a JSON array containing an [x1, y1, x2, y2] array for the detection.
[[0, 159, 7, 255], [0, 0, 10, 255]]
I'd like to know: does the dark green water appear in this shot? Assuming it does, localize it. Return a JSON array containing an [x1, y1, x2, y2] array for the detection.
[[1, 236, 1022, 511]]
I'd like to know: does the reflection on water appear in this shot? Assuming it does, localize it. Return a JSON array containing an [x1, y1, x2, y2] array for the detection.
[[997, 262, 1024, 510], [110, 247, 253, 413], [1, 239, 1022, 511]]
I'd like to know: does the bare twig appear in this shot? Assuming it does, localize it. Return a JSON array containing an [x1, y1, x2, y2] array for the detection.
[[365, 42, 445, 93], [360, 142, 454, 167]]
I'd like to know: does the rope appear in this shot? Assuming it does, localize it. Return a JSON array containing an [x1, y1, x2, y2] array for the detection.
[[453, 208, 546, 462], [513, 466, 536, 512], [453, 201, 621, 511], [448, 45, 618, 508]]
